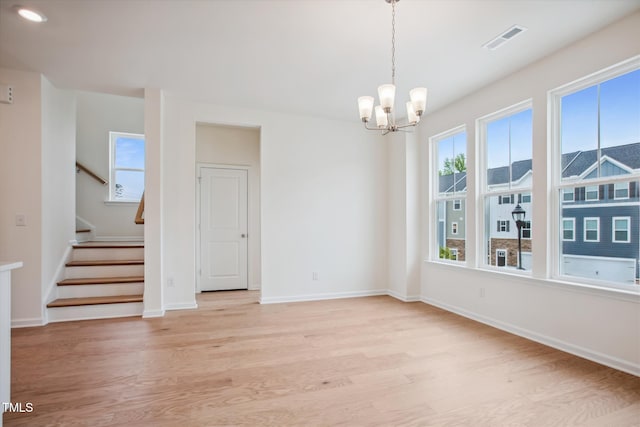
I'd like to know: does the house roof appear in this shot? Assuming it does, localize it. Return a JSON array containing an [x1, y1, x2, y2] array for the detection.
[[439, 142, 640, 193]]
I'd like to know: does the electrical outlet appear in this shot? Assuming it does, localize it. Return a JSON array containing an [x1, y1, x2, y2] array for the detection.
[[167, 277, 175, 287], [0, 84, 13, 104], [15, 214, 26, 226], [312, 272, 319, 281]]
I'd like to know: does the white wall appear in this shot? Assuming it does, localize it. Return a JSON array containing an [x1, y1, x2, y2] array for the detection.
[[196, 124, 261, 290], [419, 11, 640, 375], [0, 68, 43, 326], [76, 91, 144, 239], [41, 76, 76, 306], [158, 96, 388, 308]]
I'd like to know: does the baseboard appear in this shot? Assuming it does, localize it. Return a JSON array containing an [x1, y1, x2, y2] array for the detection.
[[11, 317, 45, 328], [260, 289, 387, 304], [421, 296, 640, 377], [164, 302, 198, 311], [143, 309, 166, 318], [93, 235, 145, 242], [387, 289, 421, 302]]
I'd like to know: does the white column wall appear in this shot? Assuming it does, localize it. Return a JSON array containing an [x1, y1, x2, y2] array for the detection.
[[0, 68, 43, 326]]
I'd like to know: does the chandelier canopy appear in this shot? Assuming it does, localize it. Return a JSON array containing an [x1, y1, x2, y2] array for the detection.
[[357, 0, 427, 134]]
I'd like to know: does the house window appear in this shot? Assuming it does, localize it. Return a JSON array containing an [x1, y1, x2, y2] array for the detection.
[[432, 127, 467, 263], [612, 217, 630, 243], [497, 220, 510, 232], [552, 61, 639, 287], [585, 185, 598, 201], [584, 218, 600, 242], [562, 189, 574, 202], [450, 249, 458, 261], [479, 100, 533, 272], [521, 221, 531, 239], [562, 218, 575, 241], [109, 132, 145, 202], [614, 182, 629, 199]]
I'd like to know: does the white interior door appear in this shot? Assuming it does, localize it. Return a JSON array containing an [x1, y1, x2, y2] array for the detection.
[[200, 167, 248, 291]]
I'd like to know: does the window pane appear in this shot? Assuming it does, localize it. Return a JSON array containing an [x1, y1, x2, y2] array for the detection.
[[486, 109, 532, 191], [485, 193, 532, 270], [560, 181, 639, 285], [561, 86, 598, 178], [114, 170, 144, 201], [437, 132, 467, 195], [436, 200, 465, 262], [115, 136, 145, 169], [600, 70, 640, 150]]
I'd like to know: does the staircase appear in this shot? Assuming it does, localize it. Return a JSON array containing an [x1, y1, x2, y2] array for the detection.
[[47, 242, 145, 322]]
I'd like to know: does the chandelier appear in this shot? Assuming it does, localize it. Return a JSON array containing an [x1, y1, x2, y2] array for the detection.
[[357, 0, 427, 134]]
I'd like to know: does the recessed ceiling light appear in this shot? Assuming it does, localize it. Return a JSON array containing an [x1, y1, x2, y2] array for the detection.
[[14, 6, 47, 23]]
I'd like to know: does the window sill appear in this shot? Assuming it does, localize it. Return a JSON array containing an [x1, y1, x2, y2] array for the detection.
[[423, 259, 640, 302]]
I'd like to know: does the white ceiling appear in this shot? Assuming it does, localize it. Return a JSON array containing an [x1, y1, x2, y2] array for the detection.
[[1, 0, 639, 121]]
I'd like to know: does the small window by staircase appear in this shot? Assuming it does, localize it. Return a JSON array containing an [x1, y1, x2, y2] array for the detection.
[[109, 132, 145, 202]]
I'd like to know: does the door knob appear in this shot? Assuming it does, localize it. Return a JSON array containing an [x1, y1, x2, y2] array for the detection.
[[241, 234, 246, 238]]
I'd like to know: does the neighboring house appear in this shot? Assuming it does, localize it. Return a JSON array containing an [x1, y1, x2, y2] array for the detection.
[[560, 143, 640, 284], [438, 142, 639, 283]]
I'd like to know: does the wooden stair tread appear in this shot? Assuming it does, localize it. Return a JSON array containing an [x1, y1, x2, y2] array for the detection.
[[47, 294, 143, 308], [66, 259, 144, 267], [58, 276, 144, 286]]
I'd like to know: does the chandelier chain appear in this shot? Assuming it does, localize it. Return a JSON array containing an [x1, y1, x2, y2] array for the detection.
[[391, 0, 396, 85]]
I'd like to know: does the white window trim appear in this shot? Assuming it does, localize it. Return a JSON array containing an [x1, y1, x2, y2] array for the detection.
[[453, 199, 462, 211], [562, 189, 574, 202], [498, 220, 509, 232], [612, 216, 630, 243], [450, 248, 458, 261], [522, 220, 532, 240], [613, 182, 630, 200], [109, 131, 145, 202], [430, 124, 467, 264], [583, 217, 600, 242], [548, 55, 640, 288], [585, 185, 598, 201], [562, 218, 575, 242], [451, 222, 458, 235]]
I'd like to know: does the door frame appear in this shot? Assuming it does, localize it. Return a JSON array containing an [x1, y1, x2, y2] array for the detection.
[[196, 163, 251, 293]]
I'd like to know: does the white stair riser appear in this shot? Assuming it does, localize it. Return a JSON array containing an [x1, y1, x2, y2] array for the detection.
[[47, 302, 144, 323], [64, 264, 144, 279], [75, 232, 92, 243], [71, 247, 144, 261], [57, 283, 144, 299]]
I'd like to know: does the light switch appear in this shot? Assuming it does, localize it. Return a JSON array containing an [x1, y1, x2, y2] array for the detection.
[[16, 214, 26, 226]]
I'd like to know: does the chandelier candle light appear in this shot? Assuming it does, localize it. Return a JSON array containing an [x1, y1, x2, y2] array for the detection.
[[358, 0, 427, 134]]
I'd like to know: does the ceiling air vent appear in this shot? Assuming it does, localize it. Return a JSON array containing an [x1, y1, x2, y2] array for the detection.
[[483, 25, 527, 51]]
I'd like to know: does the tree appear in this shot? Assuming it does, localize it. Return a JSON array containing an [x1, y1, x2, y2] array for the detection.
[[439, 153, 466, 175]]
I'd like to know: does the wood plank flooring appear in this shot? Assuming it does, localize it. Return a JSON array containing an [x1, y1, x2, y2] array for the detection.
[[6, 292, 640, 426]]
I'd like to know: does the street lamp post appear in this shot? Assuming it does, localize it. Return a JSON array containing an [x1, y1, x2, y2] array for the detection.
[[512, 203, 526, 270]]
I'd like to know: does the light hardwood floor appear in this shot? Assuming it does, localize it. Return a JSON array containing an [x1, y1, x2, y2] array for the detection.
[[6, 292, 640, 426]]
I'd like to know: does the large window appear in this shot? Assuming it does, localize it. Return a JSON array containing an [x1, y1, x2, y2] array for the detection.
[[479, 101, 533, 271], [109, 132, 145, 202], [552, 61, 639, 288], [432, 127, 467, 263]]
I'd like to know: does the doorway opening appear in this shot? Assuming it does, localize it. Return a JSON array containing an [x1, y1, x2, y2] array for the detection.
[[195, 123, 261, 294]]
